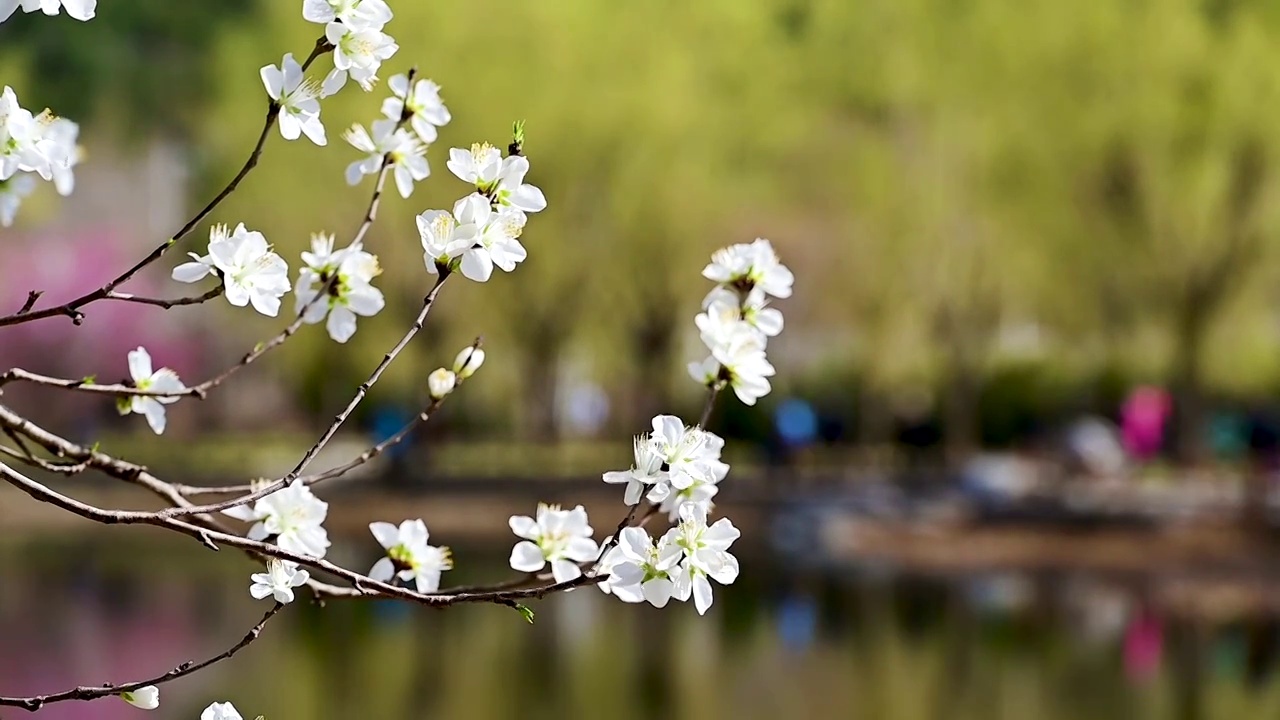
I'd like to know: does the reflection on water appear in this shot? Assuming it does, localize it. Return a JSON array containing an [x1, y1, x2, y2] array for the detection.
[[5, 529, 1280, 719]]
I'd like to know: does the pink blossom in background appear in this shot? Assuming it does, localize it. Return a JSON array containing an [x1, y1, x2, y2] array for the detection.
[[0, 583, 201, 720], [1120, 386, 1171, 461], [0, 226, 206, 381], [1123, 609, 1163, 683]]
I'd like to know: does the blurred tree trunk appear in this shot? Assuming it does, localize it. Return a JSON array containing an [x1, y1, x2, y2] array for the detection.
[[942, 363, 981, 469], [1168, 141, 1265, 467], [1169, 301, 1208, 467], [629, 304, 677, 428], [518, 320, 567, 442], [936, 305, 992, 470]]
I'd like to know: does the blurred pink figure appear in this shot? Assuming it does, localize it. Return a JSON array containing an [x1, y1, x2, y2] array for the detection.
[[1120, 386, 1171, 461], [1123, 610, 1163, 683]]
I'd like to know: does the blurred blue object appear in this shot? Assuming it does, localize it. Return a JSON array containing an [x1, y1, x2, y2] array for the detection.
[[372, 406, 413, 459], [1209, 413, 1248, 460], [777, 593, 817, 651], [775, 398, 818, 447]]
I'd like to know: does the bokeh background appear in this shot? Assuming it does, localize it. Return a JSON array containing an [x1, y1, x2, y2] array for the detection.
[[6, 1, 1280, 718]]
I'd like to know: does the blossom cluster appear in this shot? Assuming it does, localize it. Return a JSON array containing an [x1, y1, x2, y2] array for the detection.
[[603, 414, 728, 520], [0, 86, 80, 226], [413, 143, 545, 282], [304, 0, 398, 96], [689, 238, 793, 405], [294, 233, 385, 342], [589, 240, 793, 613]]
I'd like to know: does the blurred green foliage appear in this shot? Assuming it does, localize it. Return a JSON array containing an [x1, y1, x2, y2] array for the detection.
[[9, 0, 1280, 451], [0, 0, 255, 138]]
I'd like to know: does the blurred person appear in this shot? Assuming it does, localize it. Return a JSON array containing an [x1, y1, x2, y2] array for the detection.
[[1064, 416, 1127, 479], [559, 381, 609, 437], [1120, 386, 1172, 462], [1123, 605, 1164, 684]]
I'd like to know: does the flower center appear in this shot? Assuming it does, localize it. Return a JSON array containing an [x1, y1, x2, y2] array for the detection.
[[388, 543, 416, 570], [538, 531, 570, 559]]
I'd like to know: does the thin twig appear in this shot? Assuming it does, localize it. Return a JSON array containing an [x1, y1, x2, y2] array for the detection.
[[0, 603, 284, 711], [0, 443, 90, 476], [102, 285, 225, 309], [0, 37, 332, 329], [177, 336, 482, 497], [161, 275, 451, 518], [0, 281, 331, 401], [15, 291, 41, 315]]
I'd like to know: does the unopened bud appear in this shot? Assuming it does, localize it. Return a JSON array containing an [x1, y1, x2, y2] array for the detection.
[[427, 368, 457, 400], [452, 347, 485, 379]]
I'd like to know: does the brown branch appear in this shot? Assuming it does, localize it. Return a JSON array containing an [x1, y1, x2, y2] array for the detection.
[[0, 404, 348, 602], [0, 36, 332, 329], [0, 440, 90, 476], [0, 460, 600, 606], [698, 382, 722, 428], [0, 603, 284, 711], [102, 285, 225, 309]]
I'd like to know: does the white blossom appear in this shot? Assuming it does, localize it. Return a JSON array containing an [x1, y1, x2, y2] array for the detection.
[[602, 435, 671, 505], [200, 702, 244, 720], [171, 223, 291, 317], [0, 174, 35, 227], [381, 74, 450, 144], [343, 119, 428, 198], [118, 347, 184, 435], [446, 142, 547, 213], [452, 346, 485, 379], [703, 238, 794, 299], [416, 208, 469, 273], [427, 368, 456, 400], [604, 527, 683, 608], [0, 87, 54, 181], [446, 193, 528, 282], [249, 558, 310, 604], [704, 323, 775, 405], [659, 480, 721, 523], [508, 503, 599, 583], [445, 142, 500, 188], [321, 22, 398, 96], [1, 0, 95, 23], [665, 504, 740, 615], [302, 0, 391, 31], [647, 415, 727, 490], [294, 233, 385, 343], [223, 479, 331, 558], [687, 356, 720, 387], [119, 686, 159, 710], [368, 519, 453, 593], [261, 53, 326, 146], [699, 286, 784, 342]]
